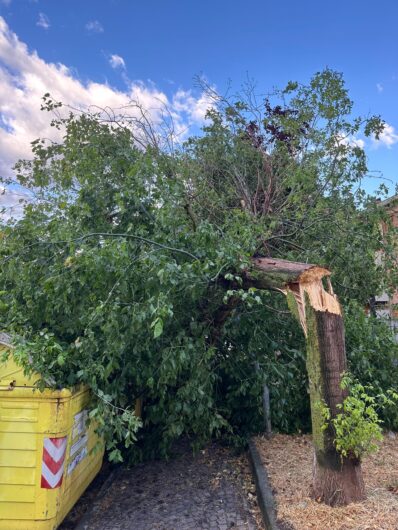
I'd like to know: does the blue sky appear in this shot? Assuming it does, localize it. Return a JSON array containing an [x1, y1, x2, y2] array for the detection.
[[0, 0, 398, 201]]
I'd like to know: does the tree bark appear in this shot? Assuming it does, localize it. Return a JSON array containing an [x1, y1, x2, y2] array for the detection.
[[248, 257, 365, 506], [304, 304, 365, 505]]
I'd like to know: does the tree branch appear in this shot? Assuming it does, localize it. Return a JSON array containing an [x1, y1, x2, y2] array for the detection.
[[2, 232, 199, 263]]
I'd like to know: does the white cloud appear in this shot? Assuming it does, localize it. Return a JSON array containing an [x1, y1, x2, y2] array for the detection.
[[376, 83, 383, 93], [0, 185, 33, 220], [335, 133, 365, 150], [85, 20, 103, 34], [0, 0, 12, 6], [172, 89, 214, 125], [109, 54, 125, 69], [36, 13, 50, 30], [373, 123, 398, 149], [351, 137, 365, 149], [0, 16, 212, 188]]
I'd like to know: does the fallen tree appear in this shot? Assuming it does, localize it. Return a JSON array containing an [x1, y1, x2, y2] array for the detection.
[[1, 69, 395, 503]]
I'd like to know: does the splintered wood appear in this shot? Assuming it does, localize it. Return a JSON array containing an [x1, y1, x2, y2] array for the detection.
[[255, 434, 398, 530], [249, 258, 341, 335], [288, 278, 341, 337]]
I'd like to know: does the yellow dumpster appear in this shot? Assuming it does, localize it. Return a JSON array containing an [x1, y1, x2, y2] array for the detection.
[[0, 334, 105, 529]]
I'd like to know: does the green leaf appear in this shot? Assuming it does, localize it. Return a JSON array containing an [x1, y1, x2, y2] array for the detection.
[[57, 354, 65, 366], [153, 318, 163, 339]]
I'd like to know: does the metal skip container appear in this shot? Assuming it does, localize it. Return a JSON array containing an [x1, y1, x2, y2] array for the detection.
[[0, 334, 104, 529]]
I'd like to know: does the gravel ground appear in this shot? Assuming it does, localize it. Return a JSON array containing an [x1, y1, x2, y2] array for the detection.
[[61, 442, 262, 530]]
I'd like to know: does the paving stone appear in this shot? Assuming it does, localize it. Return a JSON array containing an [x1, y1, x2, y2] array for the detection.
[[77, 443, 258, 530]]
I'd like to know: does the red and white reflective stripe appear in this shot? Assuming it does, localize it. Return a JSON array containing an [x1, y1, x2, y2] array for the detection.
[[41, 436, 68, 489]]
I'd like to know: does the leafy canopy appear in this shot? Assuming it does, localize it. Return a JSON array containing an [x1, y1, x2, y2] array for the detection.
[[0, 69, 395, 460]]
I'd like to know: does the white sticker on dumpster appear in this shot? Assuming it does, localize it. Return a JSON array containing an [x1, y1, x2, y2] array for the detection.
[[68, 445, 88, 475], [72, 409, 88, 439], [70, 433, 88, 457], [67, 409, 89, 475]]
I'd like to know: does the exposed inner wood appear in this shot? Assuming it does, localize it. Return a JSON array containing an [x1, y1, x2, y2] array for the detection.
[[290, 280, 341, 336], [249, 257, 341, 335]]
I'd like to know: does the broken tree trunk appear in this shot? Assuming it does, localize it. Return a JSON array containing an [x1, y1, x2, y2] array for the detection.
[[247, 258, 365, 506]]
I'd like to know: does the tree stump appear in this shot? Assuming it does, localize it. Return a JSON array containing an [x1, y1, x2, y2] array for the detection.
[[247, 258, 365, 506]]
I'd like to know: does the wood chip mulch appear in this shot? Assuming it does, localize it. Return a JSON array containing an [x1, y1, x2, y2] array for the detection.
[[254, 433, 398, 530]]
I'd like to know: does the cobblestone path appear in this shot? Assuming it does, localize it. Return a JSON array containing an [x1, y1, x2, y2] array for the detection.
[[75, 444, 259, 530]]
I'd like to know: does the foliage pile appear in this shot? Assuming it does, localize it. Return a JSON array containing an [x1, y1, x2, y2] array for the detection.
[[0, 70, 397, 460]]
